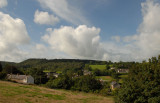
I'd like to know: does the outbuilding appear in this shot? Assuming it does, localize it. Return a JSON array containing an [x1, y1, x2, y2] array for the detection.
[[7, 74, 34, 84]]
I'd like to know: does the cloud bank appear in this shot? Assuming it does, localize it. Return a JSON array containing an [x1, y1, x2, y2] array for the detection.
[[34, 10, 59, 25], [0, 0, 7, 8]]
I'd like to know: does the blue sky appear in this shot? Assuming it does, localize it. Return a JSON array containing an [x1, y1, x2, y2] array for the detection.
[[0, 0, 160, 62], [1, 0, 142, 41]]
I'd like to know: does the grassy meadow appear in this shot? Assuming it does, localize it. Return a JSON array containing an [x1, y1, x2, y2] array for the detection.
[[0, 81, 114, 103], [96, 76, 113, 81], [90, 65, 106, 70]]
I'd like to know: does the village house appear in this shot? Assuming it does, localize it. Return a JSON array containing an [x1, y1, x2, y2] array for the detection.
[[83, 70, 92, 75], [45, 72, 59, 78], [7, 74, 34, 84], [110, 67, 116, 70], [116, 69, 129, 73], [110, 81, 120, 90]]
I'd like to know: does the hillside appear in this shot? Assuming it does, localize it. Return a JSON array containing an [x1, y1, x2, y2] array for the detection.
[[12, 58, 110, 73], [0, 81, 114, 103], [0, 61, 16, 67]]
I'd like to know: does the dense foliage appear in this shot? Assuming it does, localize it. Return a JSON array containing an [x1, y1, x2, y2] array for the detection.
[[46, 75, 102, 93], [0, 62, 2, 72], [0, 62, 6, 80], [2, 65, 23, 74], [26, 68, 48, 84], [71, 75, 102, 92], [116, 56, 160, 103]]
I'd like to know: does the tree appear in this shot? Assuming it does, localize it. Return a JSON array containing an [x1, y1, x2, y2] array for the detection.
[[93, 68, 101, 76], [71, 75, 102, 92], [28, 68, 48, 84], [0, 72, 6, 80], [0, 62, 2, 72], [46, 75, 72, 89], [3, 65, 22, 74], [115, 57, 160, 103]]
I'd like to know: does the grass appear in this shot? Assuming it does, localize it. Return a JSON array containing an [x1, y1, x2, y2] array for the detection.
[[119, 74, 128, 83], [119, 74, 128, 78], [96, 74, 128, 83], [90, 65, 106, 71], [43, 70, 51, 72], [43, 70, 62, 74], [56, 71, 62, 73], [0, 80, 114, 103], [96, 76, 113, 81]]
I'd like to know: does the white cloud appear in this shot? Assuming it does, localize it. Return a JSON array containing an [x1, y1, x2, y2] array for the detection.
[[0, 12, 30, 62], [111, 0, 160, 61], [41, 0, 160, 62], [0, 0, 7, 8], [42, 25, 108, 60], [34, 10, 59, 25], [135, 0, 160, 58], [37, 0, 89, 25]]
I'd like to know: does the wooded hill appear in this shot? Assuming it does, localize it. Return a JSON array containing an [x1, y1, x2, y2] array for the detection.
[[1, 58, 111, 72]]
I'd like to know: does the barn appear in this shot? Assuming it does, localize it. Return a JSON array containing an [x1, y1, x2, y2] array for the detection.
[[7, 74, 34, 84]]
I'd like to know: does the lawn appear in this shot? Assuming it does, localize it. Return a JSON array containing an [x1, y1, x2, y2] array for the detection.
[[43, 70, 51, 72], [96, 76, 113, 81], [119, 74, 128, 83], [0, 81, 114, 103], [119, 74, 128, 78], [90, 65, 106, 71]]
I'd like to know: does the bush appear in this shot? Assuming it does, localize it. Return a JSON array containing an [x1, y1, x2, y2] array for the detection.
[[71, 75, 102, 92], [0, 72, 7, 80], [46, 75, 72, 89]]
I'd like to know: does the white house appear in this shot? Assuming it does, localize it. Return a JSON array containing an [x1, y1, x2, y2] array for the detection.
[[116, 69, 129, 73], [7, 74, 34, 84], [83, 70, 92, 75], [45, 72, 59, 78], [110, 81, 120, 90]]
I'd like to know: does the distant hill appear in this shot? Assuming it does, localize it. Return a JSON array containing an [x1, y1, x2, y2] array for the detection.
[[12, 58, 110, 72], [0, 61, 16, 67]]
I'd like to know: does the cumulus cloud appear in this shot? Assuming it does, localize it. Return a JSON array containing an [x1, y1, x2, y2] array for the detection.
[[37, 0, 89, 25], [0, 0, 7, 8], [34, 10, 59, 25], [111, 0, 160, 61], [42, 25, 108, 60], [0, 12, 30, 62], [126, 0, 160, 59]]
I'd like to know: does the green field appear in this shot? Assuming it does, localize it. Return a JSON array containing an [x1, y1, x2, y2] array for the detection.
[[119, 74, 128, 83], [0, 81, 114, 103], [90, 65, 106, 70], [96, 74, 128, 83], [96, 76, 113, 81], [119, 74, 128, 78]]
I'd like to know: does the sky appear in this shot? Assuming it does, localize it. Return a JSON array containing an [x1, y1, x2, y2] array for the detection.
[[0, 0, 160, 62]]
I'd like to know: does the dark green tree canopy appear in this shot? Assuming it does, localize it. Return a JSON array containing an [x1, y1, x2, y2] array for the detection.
[[116, 56, 160, 103], [0, 62, 2, 72]]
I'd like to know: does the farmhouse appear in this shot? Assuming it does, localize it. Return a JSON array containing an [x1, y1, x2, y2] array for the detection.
[[116, 69, 129, 73], [110, 81, 120, 90], [83, 70, 92, 75], [7, 74, 34, 84], [45, 72, 59, 78]]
